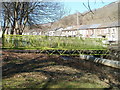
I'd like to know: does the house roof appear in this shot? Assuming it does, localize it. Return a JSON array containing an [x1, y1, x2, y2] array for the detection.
[[99, 21, 120, 28], [78, 21, 120, 30], [107, 21, 120, 27], [78, 24, 100, 30], [99, 23, 109, 28], [78, 25, 91, 30], [89, 24, 101, 29]]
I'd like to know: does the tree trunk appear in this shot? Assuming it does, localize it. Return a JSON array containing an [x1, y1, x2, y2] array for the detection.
[[79, 55, 120, 69], [10, 2, 19, 35], [2, 28, 5, 48]]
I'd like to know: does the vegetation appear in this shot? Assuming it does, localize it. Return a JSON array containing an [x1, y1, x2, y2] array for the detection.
[[2, 35, 107, 50]]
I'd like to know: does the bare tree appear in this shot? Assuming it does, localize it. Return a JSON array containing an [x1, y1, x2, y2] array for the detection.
[[2, 1, 66, 35]]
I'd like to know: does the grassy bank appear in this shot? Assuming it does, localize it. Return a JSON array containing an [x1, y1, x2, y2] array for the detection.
[[2, 35, 107, 50]]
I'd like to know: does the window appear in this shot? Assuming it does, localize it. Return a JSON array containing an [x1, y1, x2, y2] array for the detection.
[[112, 35, 114, 38], [109, 29, 110, 33], [112, 29, 115, 34]]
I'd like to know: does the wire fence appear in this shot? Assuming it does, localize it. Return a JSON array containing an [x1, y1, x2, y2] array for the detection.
[[2, 35, 109, 55]]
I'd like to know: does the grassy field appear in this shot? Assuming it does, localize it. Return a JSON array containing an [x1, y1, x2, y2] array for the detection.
[[2, 35, 107, 50]]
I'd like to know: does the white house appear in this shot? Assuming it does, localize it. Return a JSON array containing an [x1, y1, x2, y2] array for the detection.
[[105, 22, 119, 44], [77, 25, 91, 37], [77, 21, 119, 44], [61, 29, 77, 37]]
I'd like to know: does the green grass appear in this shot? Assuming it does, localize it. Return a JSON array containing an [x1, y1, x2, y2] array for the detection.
[[2, 35, 107, 50]]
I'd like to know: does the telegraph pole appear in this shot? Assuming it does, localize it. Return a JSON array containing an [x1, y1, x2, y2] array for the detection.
[[76, 11, 80, 37], [76, 11, 79, 27]]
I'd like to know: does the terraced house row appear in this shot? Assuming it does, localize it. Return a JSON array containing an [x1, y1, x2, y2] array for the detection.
[[24, 21, 119, 44], [0, 21, 119, 44]]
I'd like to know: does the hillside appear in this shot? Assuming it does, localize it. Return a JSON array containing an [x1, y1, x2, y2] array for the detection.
[[51, 1, 119, 29]]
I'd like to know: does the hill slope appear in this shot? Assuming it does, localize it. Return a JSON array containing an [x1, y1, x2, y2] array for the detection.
[[51, 1, 119, 29]]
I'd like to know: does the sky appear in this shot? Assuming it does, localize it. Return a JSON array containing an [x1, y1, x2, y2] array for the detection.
[[0, 0, 118, 26], [63, 0, 117, 15]]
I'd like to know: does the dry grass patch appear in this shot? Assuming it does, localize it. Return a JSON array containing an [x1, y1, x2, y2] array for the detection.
[[3, 72, 48, 88], [40, 65, 80, 74]]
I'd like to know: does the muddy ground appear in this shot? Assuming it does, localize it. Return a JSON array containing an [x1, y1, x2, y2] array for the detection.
[[2, 51, 120, 89]]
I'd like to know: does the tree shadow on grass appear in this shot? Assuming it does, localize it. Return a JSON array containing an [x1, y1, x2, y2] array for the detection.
[[2, 53, 98, 78], [2, 52, 120, 88], [2, 53, 85, 88]]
